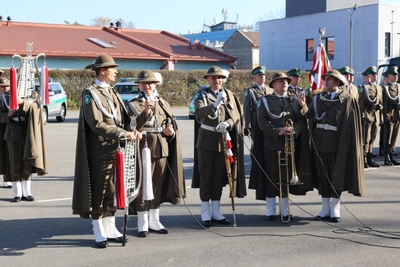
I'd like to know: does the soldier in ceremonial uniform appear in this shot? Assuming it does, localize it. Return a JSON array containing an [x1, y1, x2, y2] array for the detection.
[[244, 66, 273, 196], [256, 72, 313, 221], [192, 66, 246, 227], [243, 66, 273, 140], [72, 54, 142, 248], [358, 66, 382, 168], [0, 73, 12, 189], [0, 77, 47, 203], [381, 66, 400, 166], [379, 71, 389, 156], [299, 70, 365, 223], [127, 70, 185, 238], [287, 68, 303, 96], [339, 66, 359, 100]]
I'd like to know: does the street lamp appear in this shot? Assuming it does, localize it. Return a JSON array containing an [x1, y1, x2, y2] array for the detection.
[[349, 4, 358, 69]]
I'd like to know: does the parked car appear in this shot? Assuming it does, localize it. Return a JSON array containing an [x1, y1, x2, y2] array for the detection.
[[115, 78, 140, 112], [35, 79, 67, 124], [188, 99, 195, 119]]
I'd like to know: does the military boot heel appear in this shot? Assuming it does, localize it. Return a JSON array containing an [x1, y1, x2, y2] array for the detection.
[[389, 153, 400, 165], [367, 153, 380, 167]]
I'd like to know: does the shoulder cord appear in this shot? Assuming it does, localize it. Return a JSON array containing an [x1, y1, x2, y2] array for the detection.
[[384, 84, 399, 102], [87, 89, 120, 126], [261, 96, 284, 119], [249, 88, 258, 107], [313, 93, 340, 121], [201, 89, 219, 120], [312, 94, 326, 121], [364, 84, 377, 103]]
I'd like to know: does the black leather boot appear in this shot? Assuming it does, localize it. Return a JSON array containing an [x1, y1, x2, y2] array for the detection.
[[367, 153, 380, 167], [389, 153, 400, 165], [364, 153, 369, 168], [384, 154, 393, 166]]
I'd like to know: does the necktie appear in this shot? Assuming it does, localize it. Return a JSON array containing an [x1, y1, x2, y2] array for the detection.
[[327, 93, 331, 99]]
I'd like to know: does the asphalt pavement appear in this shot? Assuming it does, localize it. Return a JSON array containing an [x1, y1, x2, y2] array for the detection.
[[1, 108, 400, 267]]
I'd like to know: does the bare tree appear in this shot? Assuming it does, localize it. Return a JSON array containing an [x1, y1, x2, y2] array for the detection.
[[115, 18, 135, 29], [64, 20, 84, 26], [255, 4, 285, 30], [91, 16, 113, 27], [90, 16, 135, 28]]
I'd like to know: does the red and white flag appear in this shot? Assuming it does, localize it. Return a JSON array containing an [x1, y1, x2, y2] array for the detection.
[[309, 41, 331, 91]]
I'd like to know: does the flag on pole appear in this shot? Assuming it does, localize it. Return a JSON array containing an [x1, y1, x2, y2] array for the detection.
[[309, 41, 331, 92]]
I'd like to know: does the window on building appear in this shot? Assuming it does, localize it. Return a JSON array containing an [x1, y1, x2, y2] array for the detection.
[[324, 37, 334, 60], [306, 39, 314, 61], [385, 32, 391, 57]]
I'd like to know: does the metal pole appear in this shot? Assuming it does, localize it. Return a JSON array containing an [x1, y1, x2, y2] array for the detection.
[[349, 5, 358, 69], [391, 11, 394, 57], [350, 14, 353, 68]]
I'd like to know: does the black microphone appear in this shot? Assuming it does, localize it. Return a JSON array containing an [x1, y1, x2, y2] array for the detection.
[[140, 91, 148, 100], [140, 91, 155, 111]]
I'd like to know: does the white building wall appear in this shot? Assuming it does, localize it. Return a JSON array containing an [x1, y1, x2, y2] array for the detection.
[[260, 3, 400, 85]]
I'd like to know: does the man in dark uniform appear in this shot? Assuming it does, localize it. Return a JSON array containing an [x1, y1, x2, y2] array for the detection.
[[287, 68, 303, 96], [128, 70, 185, 238], [381, 66, 400, 166], [0, 77, 47, 202], [192, 66, 246, 227], [379, 71, 389, 156], [256, 72, 313, 221], [358, 66, 382, 168], [339, 66, 359, 100], [0, 75, 12, 188], [244, 66, 273, 197], [243, 66, 273, 140], [72, 54, 142, 248], [299, 69, 365, 223]]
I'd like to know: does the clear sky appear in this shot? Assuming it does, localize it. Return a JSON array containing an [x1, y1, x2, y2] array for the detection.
[[0, 0, 286, 34], [1, 0, 398, 35]]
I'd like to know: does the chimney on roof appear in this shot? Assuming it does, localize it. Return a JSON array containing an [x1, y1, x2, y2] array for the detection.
[[6, 16, 12, 26], [115, 21, 121, 31]]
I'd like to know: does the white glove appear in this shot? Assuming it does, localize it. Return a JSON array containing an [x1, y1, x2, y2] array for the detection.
[[214, 121, 230, 133], [213, 91, 227, 109]]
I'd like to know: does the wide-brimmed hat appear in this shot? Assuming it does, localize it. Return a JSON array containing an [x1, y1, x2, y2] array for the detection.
[[385, 66, 399, 76], [0, 70, 4, 74], [339, 66, 354, 76], [364, 66, 377, 76], [268, 72, 292, 88], [85, 54, 119, 70], [322, 69, 347, 86], [252, 66, 266, 75], [137, 70, 160, 83], [204, 66, 227, 79], [0, 77, 10, 87], [287, 68, 301, 77]]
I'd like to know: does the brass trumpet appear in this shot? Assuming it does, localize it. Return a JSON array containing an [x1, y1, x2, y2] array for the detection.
[[278, 119, 303, 223]]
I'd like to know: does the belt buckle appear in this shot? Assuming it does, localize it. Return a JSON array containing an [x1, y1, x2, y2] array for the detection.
[[324, 124, 328, 130]]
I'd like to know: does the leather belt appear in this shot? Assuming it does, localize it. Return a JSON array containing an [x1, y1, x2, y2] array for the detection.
[[142, 126, 163, 133], [200, 124, 216, 132], [316, 123, 337, 131]]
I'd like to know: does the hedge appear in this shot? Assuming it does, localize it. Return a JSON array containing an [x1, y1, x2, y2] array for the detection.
[[0, 69, 311, 109]]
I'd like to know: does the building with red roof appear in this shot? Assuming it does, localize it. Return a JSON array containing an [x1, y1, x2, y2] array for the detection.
[[0, 20, 237, 70]]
